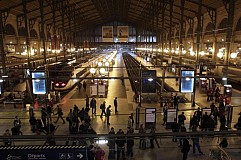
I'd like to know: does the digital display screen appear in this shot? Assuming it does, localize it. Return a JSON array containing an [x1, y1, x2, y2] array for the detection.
[[32, 72, 46, 94], [180, 70, 195, 93]]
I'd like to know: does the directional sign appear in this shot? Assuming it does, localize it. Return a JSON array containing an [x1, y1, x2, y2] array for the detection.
[[0, 146, 87, 160]]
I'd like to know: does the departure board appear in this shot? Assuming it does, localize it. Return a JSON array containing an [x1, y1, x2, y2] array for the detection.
[[180, 70, 195, 93], [32, 72, 46, 94]]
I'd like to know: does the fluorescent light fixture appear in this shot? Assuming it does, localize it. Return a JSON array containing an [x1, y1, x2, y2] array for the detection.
[[148, 78, 153, 82], [2, 75, 8, 78], [222, 77, 227, 81], [0, 79, 3, 82]]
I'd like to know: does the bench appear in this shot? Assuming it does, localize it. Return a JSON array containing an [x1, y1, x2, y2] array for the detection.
[[3, 99, 23, 108]]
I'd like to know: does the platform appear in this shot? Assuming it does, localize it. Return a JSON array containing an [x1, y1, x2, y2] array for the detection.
[[0, 52, 241, 160]]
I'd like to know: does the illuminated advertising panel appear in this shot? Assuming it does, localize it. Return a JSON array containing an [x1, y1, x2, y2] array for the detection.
[[32, 72, 46, 94], [180, 70, 195, 93], [102, 26, 113, 42]]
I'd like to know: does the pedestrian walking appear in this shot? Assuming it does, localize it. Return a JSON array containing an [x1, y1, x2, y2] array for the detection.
[[181, 138, 191, 160], [29, 114, 37, 133], [100, 101, 106, 118], [95, 146, 105, 160], [114, 97, 118, 113], [85, 95, 90, 112], [191, 137, 204, 155], [106, 105, 111, 125], [178, 112, 186, 125], [54, 105, 65, 124], [139, 124, 146, 149], [162, 105, 167, 125], [90, 98, 97, 115], [77, 82, 82, 92], [41, 106, 47, 127]]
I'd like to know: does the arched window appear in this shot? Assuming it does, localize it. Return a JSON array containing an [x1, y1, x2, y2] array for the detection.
[[30, 29, 38, 39], [18, 27, 26, 37], [235, 17, 241, 31], [205, 22, 215, 35], [217, 18, 228, 34], [4, 24, 16, 36], [187, 27, 193, 38]]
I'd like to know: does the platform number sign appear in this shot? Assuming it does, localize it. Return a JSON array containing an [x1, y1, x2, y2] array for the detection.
[[31, 72, 46, 94]]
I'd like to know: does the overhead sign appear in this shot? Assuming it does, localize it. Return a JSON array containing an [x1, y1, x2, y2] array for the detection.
[[167, 108, 177, 123], [180, 70, 195, 93], [102, 26, 113, 42], [31, 72, 46, 94], [0, 146, 87, 160], [142, 70, 156, 93], [117, 26, 129, 42]]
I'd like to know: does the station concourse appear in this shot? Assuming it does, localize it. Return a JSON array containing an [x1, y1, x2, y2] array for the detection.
[[1, 0, 241, 160]]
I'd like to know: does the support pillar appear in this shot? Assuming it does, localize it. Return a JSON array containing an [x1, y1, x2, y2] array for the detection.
[[223, 0, 235, 85]]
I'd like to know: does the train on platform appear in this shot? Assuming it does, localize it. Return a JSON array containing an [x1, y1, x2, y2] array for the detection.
[[53, 62, 89, 91]]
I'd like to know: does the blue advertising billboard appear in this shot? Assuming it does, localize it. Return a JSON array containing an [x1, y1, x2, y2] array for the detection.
[[180, 70, 195, 93], [32, 72, 46, 94]]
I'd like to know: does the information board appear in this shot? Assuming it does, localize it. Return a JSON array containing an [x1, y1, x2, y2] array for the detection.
[[32, 72, 46, 94], [145, 108, 156, 128], [167, 108, 177, 123], [142, 70, 156, 93], [0, 146, 87, 160], [90, 85, 97, 96], [98, 85, 105, 96], [180, 70, 195, 93]]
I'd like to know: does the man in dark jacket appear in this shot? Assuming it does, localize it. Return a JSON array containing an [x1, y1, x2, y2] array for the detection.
[[178, 112, 186, 125], [90, 98, 97, 115], [106, 105, 112, 125], [181, 138, 190, 160], [114, 97, 118, 113], [108, 127, 115, 159], [100, 101, 106, 118], [116, 129, 126, 160]]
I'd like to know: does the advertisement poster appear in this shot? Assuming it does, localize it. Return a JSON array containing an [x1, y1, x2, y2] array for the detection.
[[31, 72, 46, 94], [90, 85, 97, 96], [102, 26, 113, 42], [98, 85, 105, 96], [117, 26, 129, 42], [180, 70, 195, 93]]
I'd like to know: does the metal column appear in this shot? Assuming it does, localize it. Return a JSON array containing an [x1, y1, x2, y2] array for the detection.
[[223, 0, 235, 85], [61, 0, 66, 60], [169, 0, 174, 57], [196, 0, 202, 63], [51, 0, 57, 62], [0, 11, 7, 77], [179, 0, 185, 65]]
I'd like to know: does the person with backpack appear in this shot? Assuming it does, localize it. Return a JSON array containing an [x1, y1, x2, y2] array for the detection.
[[100, 101, 106, 118], [54, 105, 65, 124]]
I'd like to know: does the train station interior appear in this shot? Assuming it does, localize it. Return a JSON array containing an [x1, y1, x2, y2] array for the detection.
[[1, 0, 241, 160]]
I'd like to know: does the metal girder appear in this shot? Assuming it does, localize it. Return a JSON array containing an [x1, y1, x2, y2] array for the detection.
[[1, 9, 10, 27], [207, 8, 216, 27], [187, 18, 194, 31], [17, 14, 24, 28], [186, 0, 216, 11], [222, 0, 230, 13], [29, 18, 36, 30], [0, 0, 35, 12], [46, 24, 52, 32]]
